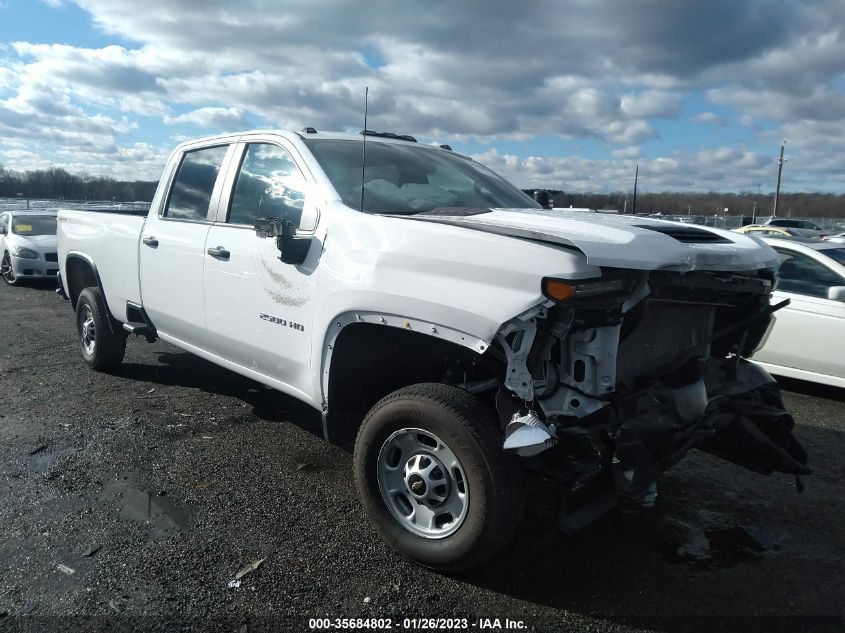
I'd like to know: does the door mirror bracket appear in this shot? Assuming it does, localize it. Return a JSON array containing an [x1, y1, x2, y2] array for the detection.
[[254, 216, 310, 265]]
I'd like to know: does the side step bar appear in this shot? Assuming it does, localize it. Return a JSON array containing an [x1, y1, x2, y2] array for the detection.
[[122, 322, 156, 342], [123, 301, 157, 342]]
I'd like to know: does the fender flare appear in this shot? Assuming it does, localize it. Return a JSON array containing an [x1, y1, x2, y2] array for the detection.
[[317, 310, 491, 438], [64, 252, 118, 322]]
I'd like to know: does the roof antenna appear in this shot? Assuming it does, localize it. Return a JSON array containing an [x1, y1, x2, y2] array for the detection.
[[360, 86, 369, 213]]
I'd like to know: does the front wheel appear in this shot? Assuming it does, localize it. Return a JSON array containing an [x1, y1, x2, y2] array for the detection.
[[75, 287, 126, 372], [1, 252, 17, 285], [354, 383, 524, 571]]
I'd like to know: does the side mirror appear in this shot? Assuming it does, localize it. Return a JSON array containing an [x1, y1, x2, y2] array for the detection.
[[254, 216, 311, 266], [533, 190, 553, 209], [827, 286, 845, 303]]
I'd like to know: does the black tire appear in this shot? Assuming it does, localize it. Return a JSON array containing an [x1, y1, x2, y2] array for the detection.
[[354, 383, 524, 572], [1, 252, 17, 285], [75, 286, 126, 372]]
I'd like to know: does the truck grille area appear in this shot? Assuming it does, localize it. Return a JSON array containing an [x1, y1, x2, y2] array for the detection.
[[616, 300, 715, 385], [45, 253, 58, 262]]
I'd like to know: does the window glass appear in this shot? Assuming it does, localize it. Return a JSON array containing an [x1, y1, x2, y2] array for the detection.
[[11, 215, 56, 235], [304, 139, 538, 215], [818, 247, 845, 267], [228, 143, 314, 229], [164, 145, 229, 221], [774, 248, 844, 298]]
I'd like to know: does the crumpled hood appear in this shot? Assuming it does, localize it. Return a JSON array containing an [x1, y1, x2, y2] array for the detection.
[[407, 208, 779, 272]]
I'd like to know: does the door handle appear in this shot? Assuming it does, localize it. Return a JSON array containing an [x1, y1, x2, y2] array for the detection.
[[207, 246, 230, 261], [142, 236, 159, 248]]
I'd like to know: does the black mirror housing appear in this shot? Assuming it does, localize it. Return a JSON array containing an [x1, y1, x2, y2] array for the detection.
[[533, 190, 553, 209], [254, 216, 311, 266]]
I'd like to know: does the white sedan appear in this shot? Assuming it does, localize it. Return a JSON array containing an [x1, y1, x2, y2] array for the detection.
[[0, 210, 59, 285], [752, 237, 845, 387]]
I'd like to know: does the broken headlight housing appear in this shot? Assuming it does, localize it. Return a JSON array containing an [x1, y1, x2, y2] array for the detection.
[[541, 275, 633, 302]]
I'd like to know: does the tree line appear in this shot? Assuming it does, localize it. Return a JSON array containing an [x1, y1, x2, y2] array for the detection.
[[526, 189, 845, 219], [0, 164, 157, 202], [2, 163, 843, 218]]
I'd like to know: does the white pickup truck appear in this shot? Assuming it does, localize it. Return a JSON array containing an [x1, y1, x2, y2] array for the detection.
[[57, 129, 809, 571]]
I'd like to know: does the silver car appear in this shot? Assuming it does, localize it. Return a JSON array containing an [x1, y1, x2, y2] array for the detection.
[[0, 211, 59, 285]]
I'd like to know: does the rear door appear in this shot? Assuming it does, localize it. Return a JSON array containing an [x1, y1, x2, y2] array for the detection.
[[139, 142, 237, 346], [202, 137, 322, 397]]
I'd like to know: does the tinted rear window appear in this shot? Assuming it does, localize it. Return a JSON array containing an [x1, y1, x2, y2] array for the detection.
[[164, 145, 230, 221]]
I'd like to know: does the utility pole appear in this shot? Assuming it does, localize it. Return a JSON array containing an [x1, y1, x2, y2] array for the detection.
[[772, 140, 786, 217], [631, 164, 639, 215]]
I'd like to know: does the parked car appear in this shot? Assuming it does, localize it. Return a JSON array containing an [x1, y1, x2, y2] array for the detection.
[[764, 218, 826, 237], [56, 129, 808, 570], [753, 238, 845, 387], [0, 210, 59, 285], [821, 232, 845, 244], [734, 224, 804, 238]]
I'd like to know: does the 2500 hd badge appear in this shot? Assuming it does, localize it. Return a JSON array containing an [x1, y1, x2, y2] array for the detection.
[[260, 312, 305, 332]]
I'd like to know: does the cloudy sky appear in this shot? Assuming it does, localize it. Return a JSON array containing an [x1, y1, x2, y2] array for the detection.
[[1, 0, 844, 193]]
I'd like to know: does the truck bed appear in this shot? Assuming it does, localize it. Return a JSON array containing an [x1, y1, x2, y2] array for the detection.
[[57, 209, 146, 322]]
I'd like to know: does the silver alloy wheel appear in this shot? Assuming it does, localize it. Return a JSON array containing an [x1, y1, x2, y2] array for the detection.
[[1, 254, 14, 284], [79, 305, 96, 355], [376, 428, 470, 539]]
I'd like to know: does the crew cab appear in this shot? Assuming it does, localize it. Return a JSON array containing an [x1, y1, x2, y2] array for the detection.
[[57, 129, 809, 571]]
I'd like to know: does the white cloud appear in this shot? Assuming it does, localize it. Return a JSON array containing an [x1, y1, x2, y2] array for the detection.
[[0, 0, 842, 189], [611, 146, 641, 159], [691, 112, 725, 126], [473, 145, 779, 193], [163, 106, 251, 130]]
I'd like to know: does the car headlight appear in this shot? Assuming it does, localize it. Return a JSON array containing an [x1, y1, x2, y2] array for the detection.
[[11, 245, 39, 259]]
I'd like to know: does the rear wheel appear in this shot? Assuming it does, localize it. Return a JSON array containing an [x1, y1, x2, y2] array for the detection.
[[1, 252, 17, 285], [75, 287, 126, 372], [354, 383, 524, 571]]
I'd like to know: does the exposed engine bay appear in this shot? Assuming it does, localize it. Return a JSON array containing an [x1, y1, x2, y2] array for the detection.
[[491, 267, 810, 530]]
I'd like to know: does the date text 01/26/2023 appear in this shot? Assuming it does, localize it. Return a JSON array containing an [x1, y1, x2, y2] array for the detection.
[[308, 618, 526, 630]]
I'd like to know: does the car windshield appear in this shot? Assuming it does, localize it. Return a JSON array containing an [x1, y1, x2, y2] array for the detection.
[[11, 215, 57, 236], [304, 139, 539, 215]]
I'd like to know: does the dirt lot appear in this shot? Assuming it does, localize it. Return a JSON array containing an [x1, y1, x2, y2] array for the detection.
[[1, 280, 843, 633]]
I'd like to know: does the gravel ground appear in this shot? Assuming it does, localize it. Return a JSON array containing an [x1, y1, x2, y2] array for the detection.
[[1, 280, 843, 633]]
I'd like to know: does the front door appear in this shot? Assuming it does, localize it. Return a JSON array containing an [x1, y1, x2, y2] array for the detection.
[[203, 140, 322, 398]]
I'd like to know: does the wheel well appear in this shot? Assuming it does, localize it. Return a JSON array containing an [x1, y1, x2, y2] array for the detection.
[[65, 256, 99, 308], [324, 323, 499, 448]]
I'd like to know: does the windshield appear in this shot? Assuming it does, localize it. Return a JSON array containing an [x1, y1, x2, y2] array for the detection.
[[304, 139, 539, 215], [11, 215, 57, 236]]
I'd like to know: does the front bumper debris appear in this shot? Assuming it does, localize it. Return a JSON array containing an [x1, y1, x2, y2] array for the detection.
[[502, 358, 810, 527]]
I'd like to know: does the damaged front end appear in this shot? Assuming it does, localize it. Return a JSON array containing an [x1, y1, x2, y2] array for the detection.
[[491, 267, 810, 532]]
